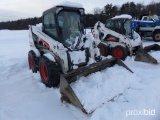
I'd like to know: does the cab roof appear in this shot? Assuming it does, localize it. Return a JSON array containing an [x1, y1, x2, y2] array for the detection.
[[43, 5, 84, 16]]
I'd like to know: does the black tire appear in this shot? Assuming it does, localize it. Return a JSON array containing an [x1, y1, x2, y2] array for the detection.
[[39, 56, 60, 87], [153, 30, 160, 42], [112, 45, 127, 60], [136, 25, 140, 33], [98, 43, 109, 57], [85, 48, 90, 62], [28, 50, 38, 73]]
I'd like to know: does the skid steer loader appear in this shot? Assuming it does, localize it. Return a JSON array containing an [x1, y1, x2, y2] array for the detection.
[[28, 4, 132, 114], [92, 17, 160, 64]]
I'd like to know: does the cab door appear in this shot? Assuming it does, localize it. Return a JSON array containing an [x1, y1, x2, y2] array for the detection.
[[43, 13, 58, 40]]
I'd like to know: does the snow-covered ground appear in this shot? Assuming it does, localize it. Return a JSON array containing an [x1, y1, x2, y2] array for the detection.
[[0, 30, 160, 120]]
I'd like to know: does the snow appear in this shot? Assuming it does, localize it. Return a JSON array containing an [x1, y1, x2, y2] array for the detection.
[[0, 30, 160, 120], [84, 33, 94, 48], [112, 14, 132, 19], [0, 30, 79, 120], [56, 1, 83, 8], [71, 65, 140, 113], [131, 30, 142, 47], [152, 15, 159, 21], [36, 23, 42, 30], [43, 53, 56, 62], [69, 50, 86, 65], [31, 47, 40, 57], [134, 20, 154, 23]]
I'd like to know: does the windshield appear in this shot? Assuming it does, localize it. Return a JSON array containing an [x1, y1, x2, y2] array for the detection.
[[58, 11, 81, 48], [124, 20, 132, 38]]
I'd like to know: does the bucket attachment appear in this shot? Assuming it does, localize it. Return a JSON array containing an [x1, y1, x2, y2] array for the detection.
[[60, 57, 133, 114], [144, 44, 160, 52], [135, 44, 160, 64]]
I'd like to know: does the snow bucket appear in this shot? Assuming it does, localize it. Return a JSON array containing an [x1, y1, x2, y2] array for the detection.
[[60, 57, 133, 114]]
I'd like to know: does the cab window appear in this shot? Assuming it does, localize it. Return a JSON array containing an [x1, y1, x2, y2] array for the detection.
[[124, 20, 132, 37], [57, 11, 81, 47], [106, 21, 114, 30], [43, 13, 57, 40], [143, 16, 148, 21]]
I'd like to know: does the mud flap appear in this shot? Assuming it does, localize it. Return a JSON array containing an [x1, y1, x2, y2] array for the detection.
[[135, 44, 160, 64], [60, 57, 132, 114]]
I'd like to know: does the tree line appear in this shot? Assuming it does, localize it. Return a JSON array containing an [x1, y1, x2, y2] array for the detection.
[[87, 1, 160, 27], [0, 1, 160, 30], [0, 17, 42, 30]]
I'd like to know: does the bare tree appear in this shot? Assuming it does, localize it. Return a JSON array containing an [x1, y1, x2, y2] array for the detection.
[[93, 7, 102, 15]]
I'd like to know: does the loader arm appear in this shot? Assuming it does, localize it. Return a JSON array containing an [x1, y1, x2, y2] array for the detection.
[[30, 26, 69, 73]]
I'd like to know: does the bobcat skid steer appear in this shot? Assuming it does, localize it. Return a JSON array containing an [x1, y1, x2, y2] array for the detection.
[[92, 16, 160, 64], [28, 4, 132, 114]]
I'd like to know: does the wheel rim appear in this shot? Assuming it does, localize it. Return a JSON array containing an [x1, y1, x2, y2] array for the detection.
[[41, 64, 48, 81], [114, 48, 123, 59], [99, 45, 105, 56], [29, 57, 34, 70], [155, 33, 160, 41]]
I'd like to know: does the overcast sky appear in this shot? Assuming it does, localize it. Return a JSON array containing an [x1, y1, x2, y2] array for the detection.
[[0, 0, 157, 22]]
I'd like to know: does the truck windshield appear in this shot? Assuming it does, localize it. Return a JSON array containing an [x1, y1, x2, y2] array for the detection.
[[58, 11, 81, 48]]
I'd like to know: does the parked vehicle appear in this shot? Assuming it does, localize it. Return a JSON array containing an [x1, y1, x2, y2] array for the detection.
[[132, 14, 160, 42]]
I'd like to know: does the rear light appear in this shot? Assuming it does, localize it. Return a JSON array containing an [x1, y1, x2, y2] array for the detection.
[[105, 37, 119, 42]]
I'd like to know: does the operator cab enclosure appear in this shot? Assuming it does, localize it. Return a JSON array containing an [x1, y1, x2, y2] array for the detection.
[[106, 18, 133, 39], [42, 5, 85, 49]]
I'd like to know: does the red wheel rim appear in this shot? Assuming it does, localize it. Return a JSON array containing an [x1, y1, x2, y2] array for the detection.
[[114, 48, 123, 59], [41, 64, 48, 81], [29, 57, 34, 70]]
